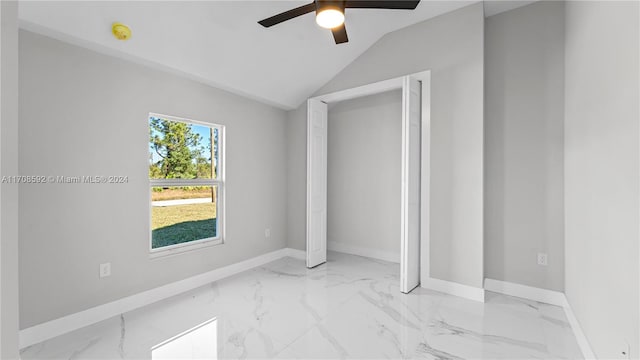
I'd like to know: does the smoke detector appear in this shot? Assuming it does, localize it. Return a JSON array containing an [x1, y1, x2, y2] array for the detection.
[[112, 22, 131, 41]]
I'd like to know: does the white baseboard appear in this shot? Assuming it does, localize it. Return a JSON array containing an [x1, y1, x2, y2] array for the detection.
[[19, 247, 304, 349], [483, 279, 596, 359], [422, 277, 486, 302], [562, 296, 597, 359], [483, 278, 566, 307], [328, 241, 399, 263]]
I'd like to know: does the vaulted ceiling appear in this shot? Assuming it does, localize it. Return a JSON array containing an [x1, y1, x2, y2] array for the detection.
[[18, 1, 535, 109]]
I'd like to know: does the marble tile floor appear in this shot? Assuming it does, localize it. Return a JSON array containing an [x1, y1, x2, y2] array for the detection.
[[21, 252, 584, 359]]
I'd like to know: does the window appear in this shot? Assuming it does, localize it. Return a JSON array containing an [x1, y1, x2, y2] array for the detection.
[[149, 113, 223, 255]]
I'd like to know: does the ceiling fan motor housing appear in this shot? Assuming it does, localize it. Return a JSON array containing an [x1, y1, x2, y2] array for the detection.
[[315, 0, 345, 14]]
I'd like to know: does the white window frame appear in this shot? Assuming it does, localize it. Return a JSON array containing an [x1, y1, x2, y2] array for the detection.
[[148, 113, 225, 258]]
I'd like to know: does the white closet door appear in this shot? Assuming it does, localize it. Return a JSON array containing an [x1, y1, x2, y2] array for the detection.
[[400, 76, 421, 293], [306, 99, 328, 268]]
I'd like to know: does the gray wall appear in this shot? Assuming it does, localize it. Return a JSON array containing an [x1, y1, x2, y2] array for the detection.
[[18, 30, 289, 329], [1, 1, 20, 358], [327, 91, 402, 259], [484, 1, 565, 292], [286, 104, 307, 252], [564, 1, 639, 358], [287, 3, 485, 288]]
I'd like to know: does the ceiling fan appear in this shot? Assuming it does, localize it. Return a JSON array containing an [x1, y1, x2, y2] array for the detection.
[[258, 0, 421, 44]]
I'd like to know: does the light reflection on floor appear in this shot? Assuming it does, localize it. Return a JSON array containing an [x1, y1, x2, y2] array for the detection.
[[152, 318, 217, 359]]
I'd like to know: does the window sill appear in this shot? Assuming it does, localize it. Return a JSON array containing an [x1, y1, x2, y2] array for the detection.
[[149, 238, 223, 260]]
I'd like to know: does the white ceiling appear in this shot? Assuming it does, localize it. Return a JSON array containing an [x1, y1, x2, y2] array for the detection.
[[19, 1, 536, 110], [19, 0, 480, 109]]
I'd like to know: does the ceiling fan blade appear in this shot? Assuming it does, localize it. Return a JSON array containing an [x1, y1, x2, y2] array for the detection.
[[258, 2, 317, 27], [332, 24, 349, 44], [344, 0, 420, 9]]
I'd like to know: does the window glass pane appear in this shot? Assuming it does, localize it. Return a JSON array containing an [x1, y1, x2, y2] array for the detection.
[[151, 185, 218, 249], [149, 116, 213, 180]]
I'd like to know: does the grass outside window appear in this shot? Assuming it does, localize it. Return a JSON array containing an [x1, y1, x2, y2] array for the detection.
[[151, 186, 217, 249]]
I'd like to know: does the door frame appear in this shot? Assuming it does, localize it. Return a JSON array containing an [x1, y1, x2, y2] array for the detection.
[[306, 71, 431, 286]]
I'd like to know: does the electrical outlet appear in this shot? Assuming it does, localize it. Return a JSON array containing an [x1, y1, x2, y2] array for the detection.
[[99, 262, 111, 278], [537, 253, 548, 266], [265, 228, 271, 238]]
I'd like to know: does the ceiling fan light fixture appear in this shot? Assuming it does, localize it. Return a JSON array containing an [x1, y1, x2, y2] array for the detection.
[[257, 0, 421, 44], [315, 8, 344, 29]]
